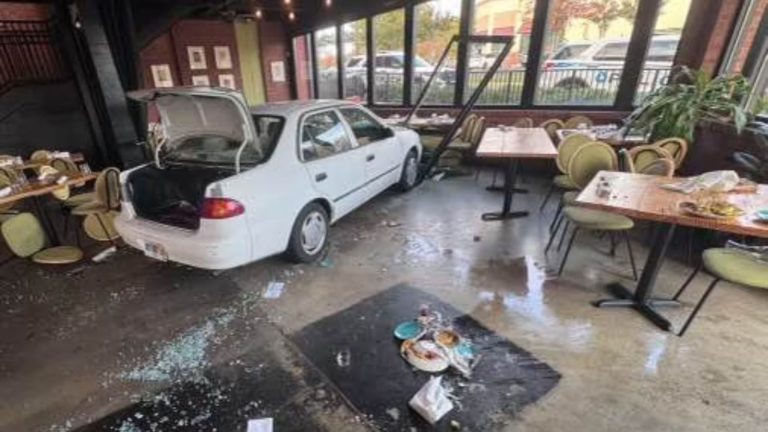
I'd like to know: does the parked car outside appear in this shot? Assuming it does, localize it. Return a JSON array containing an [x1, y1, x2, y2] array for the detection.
[[540, 35, 680, 90], [344, 51, 454, 90], [115, 88, 422, 270]]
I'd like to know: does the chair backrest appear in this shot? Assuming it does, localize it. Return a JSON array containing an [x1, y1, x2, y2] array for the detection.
[[540, 119, 565, 141], [618, 148, 635, 173], [95, 167, 121, 209], [50, 158, 78, 174], [564, 115, 593, 129], [468, 117, 487, 153], [653, 138, 688, 169], [629, 145, 672, 173], [457, 114, 478, 141], [638, 158, 675, 177], [1, 212, 46, 257], [567, 141, 618, 189], [29, 150, 51, 162], [512, 117, 534, 128], [555, 133, 592, 173], [0, 168, 17, 213], [38, 166, 70, 201]]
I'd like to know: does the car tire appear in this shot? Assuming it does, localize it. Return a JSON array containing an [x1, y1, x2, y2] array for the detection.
[[286, 202, 329, 263], [398, 149, 419, 192]]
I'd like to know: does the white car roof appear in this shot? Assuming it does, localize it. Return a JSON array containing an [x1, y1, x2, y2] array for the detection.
[[249, 100, 361, 117]]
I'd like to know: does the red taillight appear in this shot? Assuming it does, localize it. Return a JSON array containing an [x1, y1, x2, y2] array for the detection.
[[543, 61, 554, 70], [200, 198, 245, 219]]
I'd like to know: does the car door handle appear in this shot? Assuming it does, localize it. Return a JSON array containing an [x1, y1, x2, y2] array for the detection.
[[366, 154, 375, 162], [315, 173, 327, 182]]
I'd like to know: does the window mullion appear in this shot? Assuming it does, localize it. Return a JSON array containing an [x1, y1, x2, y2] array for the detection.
[[615, 0, 661, 110], [520, 0, 551, 108]]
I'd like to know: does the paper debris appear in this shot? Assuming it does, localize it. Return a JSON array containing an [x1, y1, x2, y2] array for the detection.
[[263, 282, 285, 299], [92, 246, 117, 263], [247, 418, 273, 432]]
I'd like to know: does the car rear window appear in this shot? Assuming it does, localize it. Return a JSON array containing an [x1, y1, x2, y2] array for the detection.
[[164, 115, 284, 167]]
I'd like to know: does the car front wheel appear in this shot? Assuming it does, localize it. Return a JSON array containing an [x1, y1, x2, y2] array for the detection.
[[398, 150, 419, 191], [287, 202, 329, 263]]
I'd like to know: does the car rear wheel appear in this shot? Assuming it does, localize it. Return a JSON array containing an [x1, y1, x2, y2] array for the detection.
[[398, 150, 419, 192], [287, 202, 329, 263]]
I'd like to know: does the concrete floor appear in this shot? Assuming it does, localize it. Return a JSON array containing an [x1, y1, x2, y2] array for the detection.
[[2, 173, 768, 431]]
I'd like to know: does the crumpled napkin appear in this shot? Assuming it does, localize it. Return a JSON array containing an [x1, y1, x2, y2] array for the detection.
[[409, 376, 454, 424], [661, 170, 740, 194]]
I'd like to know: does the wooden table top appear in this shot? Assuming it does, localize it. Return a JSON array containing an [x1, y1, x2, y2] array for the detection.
[[476, 127, 558, 159], [576, 171, 768, 238], [0, 172, 98, 206]]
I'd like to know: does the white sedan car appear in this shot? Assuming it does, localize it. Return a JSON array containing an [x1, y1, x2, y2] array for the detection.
[[115, 88, 422, 270]]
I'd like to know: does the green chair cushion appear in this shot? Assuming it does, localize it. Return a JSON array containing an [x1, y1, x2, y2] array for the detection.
[[448, 140, 472, 151], [553, 174, 577, 189], [32, 246, 83, 264], [563, 206, 634, 231], [1, 213, 46, 257], [703, 248, 768, 289], [420, 135, 445, 150], [63, 192, 96, 208], [71, 201, 108, 216], [563, 191, 579, 205]]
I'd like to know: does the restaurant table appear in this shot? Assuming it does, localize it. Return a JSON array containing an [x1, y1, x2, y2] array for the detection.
[[556, 129, 647, 147], [477, 127, 558, 221], [0, 171, 98, 245], [576, 171, 768, 331]]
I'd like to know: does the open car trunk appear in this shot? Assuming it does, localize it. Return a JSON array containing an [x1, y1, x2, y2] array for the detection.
[[126, 164, 234, 230]]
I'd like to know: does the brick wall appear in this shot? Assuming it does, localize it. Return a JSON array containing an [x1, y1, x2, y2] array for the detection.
[[293, 35, 313, 100], [0, 3, 50, 21], [728, 0, 768, 74], [139, 32, 180, 89], [259, 21, 292, 102], [170, 20, 243, 89]]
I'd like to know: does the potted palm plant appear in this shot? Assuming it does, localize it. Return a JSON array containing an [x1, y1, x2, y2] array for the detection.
[[627, 67, 754, 142]]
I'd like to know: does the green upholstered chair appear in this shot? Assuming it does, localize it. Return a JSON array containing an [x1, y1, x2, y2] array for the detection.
[[638, 158, 675, 177], [512, 117, 534, 128], [540, 118, 565, 142], [546, 141, 638, 278], [673, 248, 768, 336], [563, 115, 593, 129], [1, 212, 83, 264], [539, 133, 592, 213], [653, 137, 688, 169], [49, 158, 95, 208], [420, 114, 477, 151], [71, 167, 121, 246], [628, 144, 673, 173]]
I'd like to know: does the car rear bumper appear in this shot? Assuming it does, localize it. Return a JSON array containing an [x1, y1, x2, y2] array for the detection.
[[114, 212, 252, 270]]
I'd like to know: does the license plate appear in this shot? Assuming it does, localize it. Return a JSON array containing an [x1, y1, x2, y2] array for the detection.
[[140, 239, 168, 261]]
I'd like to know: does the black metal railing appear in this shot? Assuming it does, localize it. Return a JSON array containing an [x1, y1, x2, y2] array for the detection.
[[0, 20, 68, 95], [337, 66, 673, 106]]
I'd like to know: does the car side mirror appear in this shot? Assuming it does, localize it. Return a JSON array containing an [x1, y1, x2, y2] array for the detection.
[[382, 127, 395, 139]]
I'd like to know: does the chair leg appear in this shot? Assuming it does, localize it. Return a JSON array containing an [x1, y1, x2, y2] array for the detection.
[[94, 213, 117, 248], [557, 220, 571, 252], [62, 214, 70, 240], [623, 232, 638, 281], [539, 183, 555, 212], [549, 199, 564, 233], [672, 264, 702, 300], [678, 278, 720, 337], [545, 214, 564, 254], [558, 228, 580, 276]]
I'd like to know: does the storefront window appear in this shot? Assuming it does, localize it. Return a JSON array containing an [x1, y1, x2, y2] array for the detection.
[[315, 27, 339, 99], [373, 9, 405, 104], [414, 0, 462, 105], [342, 19, 367, 102], [534, 0, 640, 106]]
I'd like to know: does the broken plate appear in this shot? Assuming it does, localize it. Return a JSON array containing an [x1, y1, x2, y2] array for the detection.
[[401, 340, 449, 373], [394, 320, 424, 340]]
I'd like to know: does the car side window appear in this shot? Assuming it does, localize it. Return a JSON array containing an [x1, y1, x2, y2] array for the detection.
[[593, 43, 628, 61], [300, 111, 354, 162], [339, 108, 390, 146]]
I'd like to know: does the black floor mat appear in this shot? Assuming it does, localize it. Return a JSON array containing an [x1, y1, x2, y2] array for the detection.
[[290, 284, 561, 431]]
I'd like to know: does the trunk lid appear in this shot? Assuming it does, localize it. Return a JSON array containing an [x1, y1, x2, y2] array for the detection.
[[128, 87, 258, 173]]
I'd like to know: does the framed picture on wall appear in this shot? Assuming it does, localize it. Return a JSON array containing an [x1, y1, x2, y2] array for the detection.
[[192, 75, 210, 86], [218, 74, 236, 89], [214, 46, 233, 69], [270, 61, 286, 83], [187, 46, 207, 70], [150, 64, 174, 88]]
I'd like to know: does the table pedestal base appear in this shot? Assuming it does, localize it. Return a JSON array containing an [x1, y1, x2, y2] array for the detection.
[[593, 283, 681, 331]]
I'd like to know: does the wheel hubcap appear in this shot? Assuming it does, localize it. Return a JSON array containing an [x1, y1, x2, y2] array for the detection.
[[405, 156, 418, 186], [300, 211, 327, 255]]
